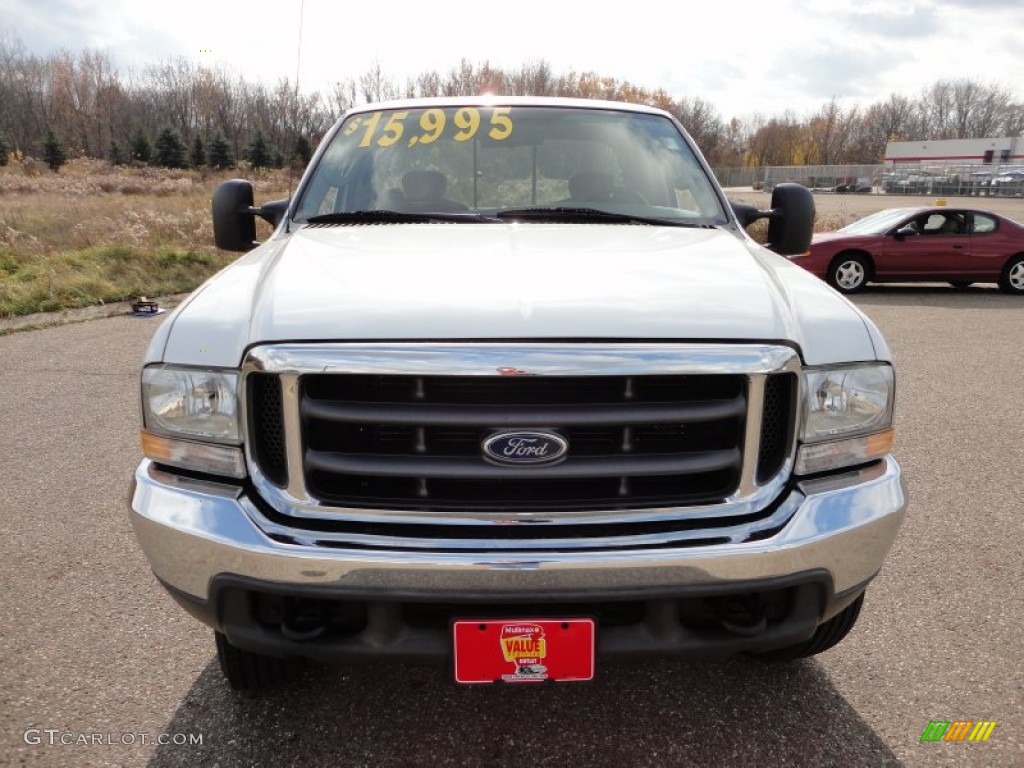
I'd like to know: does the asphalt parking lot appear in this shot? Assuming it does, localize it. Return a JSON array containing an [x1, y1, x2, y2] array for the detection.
[[723, 188, 1024, 225], [1, 284, 1021, 767]]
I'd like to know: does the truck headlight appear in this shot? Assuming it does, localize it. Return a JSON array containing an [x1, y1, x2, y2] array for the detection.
[[796, 364, 894, 474], [141, 366, 245, 478]]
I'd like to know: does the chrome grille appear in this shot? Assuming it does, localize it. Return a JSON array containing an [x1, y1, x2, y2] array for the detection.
[[249, 374, 287, 486], [242, 343, 801, 552], [756, 373, 797, 483], [300, 373, 745, 512]]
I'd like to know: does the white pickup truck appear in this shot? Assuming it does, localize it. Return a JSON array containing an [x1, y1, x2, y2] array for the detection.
[[130, 97, 906, 689]]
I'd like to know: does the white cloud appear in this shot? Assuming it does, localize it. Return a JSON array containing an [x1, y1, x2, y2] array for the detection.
[[5, 0, 1023, 121]]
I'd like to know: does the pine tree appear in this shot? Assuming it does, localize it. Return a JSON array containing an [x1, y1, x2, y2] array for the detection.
[[131, 130, 152, 164], [108, 139, 125, 166], [43, 130, 67, 172], [0, 132, 10, 166], [208, 133, 232, 169], [190, 135, 206, 168], [293, 135, 312, 167], [246, 130, 270, 170], [154, 127, 187, 168]]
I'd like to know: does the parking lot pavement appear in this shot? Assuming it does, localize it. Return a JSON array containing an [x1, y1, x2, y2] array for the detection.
[[1, 290, 1021, 767], [722, 189, 1024, 222], [722, 190, 1024, 232]]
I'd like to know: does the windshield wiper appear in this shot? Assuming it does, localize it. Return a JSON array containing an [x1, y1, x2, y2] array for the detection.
[[493, 207, 708, 227], [305, 210, 489, 225]]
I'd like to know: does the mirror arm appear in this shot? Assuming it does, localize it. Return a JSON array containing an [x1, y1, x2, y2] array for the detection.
[[248, 199, 290, 229], [731, 202, 772, 228]]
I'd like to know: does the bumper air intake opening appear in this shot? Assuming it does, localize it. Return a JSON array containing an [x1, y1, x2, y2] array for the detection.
[[249, 591, 368, 642], [679, 586, 795, 638]]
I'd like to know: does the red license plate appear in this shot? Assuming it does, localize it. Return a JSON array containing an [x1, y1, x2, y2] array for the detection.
[[453, 618, 595, 684]]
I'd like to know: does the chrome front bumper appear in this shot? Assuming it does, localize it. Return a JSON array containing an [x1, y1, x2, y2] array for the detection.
[[130, 456, 907, 603]]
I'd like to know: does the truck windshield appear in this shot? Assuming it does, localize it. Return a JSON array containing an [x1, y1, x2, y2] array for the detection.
[[294, 105, 727, 225]]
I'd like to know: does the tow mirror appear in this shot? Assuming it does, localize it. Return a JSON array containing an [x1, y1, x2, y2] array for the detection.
[[766, 183, 815, 255], [212, 179, 290, 252], [730, 183, 815, 256]]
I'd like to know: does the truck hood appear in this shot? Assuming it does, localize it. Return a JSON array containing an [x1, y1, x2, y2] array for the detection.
[[153, 223, 882, 367]]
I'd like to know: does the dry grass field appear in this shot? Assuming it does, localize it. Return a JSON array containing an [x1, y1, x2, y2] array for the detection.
[[2, 162, 1023, 319], [0, 159, 290, 317]]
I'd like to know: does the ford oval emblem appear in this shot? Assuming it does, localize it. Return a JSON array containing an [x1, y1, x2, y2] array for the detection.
[[482, 431, 568, 466]]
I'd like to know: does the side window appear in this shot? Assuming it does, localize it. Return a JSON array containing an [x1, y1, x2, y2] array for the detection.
[[972, 214, 997, 234], [904, 216, 927, 233], [922, 213, 965, 235]]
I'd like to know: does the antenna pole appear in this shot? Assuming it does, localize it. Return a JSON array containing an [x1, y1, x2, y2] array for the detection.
[[287, 0, 306, 216]]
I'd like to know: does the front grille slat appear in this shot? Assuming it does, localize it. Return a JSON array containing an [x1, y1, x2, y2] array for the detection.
[[300, 398, 745, 427], [306, 448, 741, 480]]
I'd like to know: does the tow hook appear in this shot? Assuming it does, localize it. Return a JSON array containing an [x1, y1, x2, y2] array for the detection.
[[281, 601, 327, 642], [716, 596, 768, 637]]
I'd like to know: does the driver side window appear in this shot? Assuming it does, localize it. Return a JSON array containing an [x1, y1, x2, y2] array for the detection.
[[916, 213, 966, 235]]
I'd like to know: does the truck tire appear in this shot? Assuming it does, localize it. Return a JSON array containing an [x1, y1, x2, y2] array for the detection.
[[215, 631, 290, 690], [752, 593, 864, 662]]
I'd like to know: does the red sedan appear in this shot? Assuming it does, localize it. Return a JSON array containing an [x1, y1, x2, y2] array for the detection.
[[791, 207, 1024, 294]]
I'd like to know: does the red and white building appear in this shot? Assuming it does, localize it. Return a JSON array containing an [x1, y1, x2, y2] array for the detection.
[[884, 137, 1022, 166]]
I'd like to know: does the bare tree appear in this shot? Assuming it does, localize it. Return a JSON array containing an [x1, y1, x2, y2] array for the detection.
[[674, 96, 724, 163], [416, 70, 443, 98], [327, 79, 358, 116], [999, 102, 1024, 137], [806, 99, 859, 164], [359, 63, 398, 103], [1, 28, 1021, 171]]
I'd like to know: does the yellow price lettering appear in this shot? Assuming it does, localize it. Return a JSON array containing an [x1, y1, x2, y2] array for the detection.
[[342, 116, 361, 136], [350, 108, 514, 148], [377, 111, 408, 147], [453, 108, 481, 142], [488, 107, 513, 140], [417, 109, 446, 144], [358, 112, 383, 148]]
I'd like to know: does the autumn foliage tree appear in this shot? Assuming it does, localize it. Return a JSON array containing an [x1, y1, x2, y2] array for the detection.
[[1, 30, 1022, 170]]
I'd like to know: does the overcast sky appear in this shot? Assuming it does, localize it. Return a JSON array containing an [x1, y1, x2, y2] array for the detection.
[[5, 0, 1023, 120]]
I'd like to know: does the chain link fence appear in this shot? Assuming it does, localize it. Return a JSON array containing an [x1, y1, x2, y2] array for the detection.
[[713, 163, 1024, 197]]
